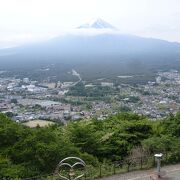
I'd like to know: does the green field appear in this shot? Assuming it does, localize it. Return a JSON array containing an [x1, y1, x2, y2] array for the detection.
[[23, 120, 55, 128]]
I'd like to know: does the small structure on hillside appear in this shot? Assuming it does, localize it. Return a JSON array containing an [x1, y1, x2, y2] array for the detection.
[[55, 157, 86, 180]]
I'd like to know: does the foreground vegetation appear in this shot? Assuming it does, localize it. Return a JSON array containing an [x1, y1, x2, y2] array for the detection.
[[0, 112, 180, 178]]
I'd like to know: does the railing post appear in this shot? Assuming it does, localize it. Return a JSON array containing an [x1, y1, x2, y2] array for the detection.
[[127, 160, 130, 172], [99, 164, 102, 177], [140, 156, 143, 169], [113, 163, 116, 174]]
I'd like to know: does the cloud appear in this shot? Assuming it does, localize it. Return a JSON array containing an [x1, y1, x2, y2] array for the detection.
[[144, 25, 179, 34], [0, 0, 180, 47]]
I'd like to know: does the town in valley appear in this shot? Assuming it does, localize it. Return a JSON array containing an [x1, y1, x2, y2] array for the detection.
[[0, 68, 180, 126]]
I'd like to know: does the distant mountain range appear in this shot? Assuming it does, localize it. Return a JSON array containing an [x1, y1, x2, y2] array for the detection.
[[1, 19, 180, 82]]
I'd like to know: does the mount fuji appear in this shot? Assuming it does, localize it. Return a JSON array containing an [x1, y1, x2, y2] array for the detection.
[[1, 19, 180, 82], [77, 18, 116, 29]]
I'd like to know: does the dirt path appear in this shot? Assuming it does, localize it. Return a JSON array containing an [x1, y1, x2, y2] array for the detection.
[[98, 164, 180, 180]]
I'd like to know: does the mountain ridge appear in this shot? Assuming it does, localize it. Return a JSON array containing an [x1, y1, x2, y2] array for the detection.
[[1, 20, 180, 81]]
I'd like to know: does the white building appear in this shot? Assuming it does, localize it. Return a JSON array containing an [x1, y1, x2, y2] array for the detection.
[[23, 78, 30, 83], [101, 82, 114, 88]]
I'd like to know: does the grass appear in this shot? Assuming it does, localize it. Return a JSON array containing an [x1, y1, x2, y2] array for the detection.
[[22, 120, 55, 128]]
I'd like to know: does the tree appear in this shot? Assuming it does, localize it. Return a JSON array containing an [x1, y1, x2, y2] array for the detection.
[[65, 122, 101, 155]]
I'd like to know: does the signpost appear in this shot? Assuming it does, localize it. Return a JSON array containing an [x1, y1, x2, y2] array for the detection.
[[154, 153, 163, 178]]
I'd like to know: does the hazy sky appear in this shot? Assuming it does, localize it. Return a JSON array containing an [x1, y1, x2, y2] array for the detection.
[[0, 0, 180, 48]]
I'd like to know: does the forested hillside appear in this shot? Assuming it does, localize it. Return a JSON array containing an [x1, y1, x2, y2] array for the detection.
[[0, 112, 180, 178]]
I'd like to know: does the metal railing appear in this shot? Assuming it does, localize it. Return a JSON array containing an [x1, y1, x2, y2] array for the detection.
[[85, 155, 160, 179], [2, 154, 179, 179]]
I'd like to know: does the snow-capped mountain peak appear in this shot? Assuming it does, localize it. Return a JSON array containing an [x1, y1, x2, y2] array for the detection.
[[78, 18, 116, 29]]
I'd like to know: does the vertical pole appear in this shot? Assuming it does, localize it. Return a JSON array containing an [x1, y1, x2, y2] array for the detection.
[[127, 160, 130, 172], [165, 152, 168, 163], [157, 158, 161, 177], [99, 164, 102, 177], [113, 164, 116, 174], [69, 168, 75, 180], [140, 156, 143, 170], [127, 164, 130, 172], [154, 154, 163, 178]]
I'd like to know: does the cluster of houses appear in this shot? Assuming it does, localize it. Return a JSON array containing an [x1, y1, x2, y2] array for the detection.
[[1, 70, 180, 123]]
